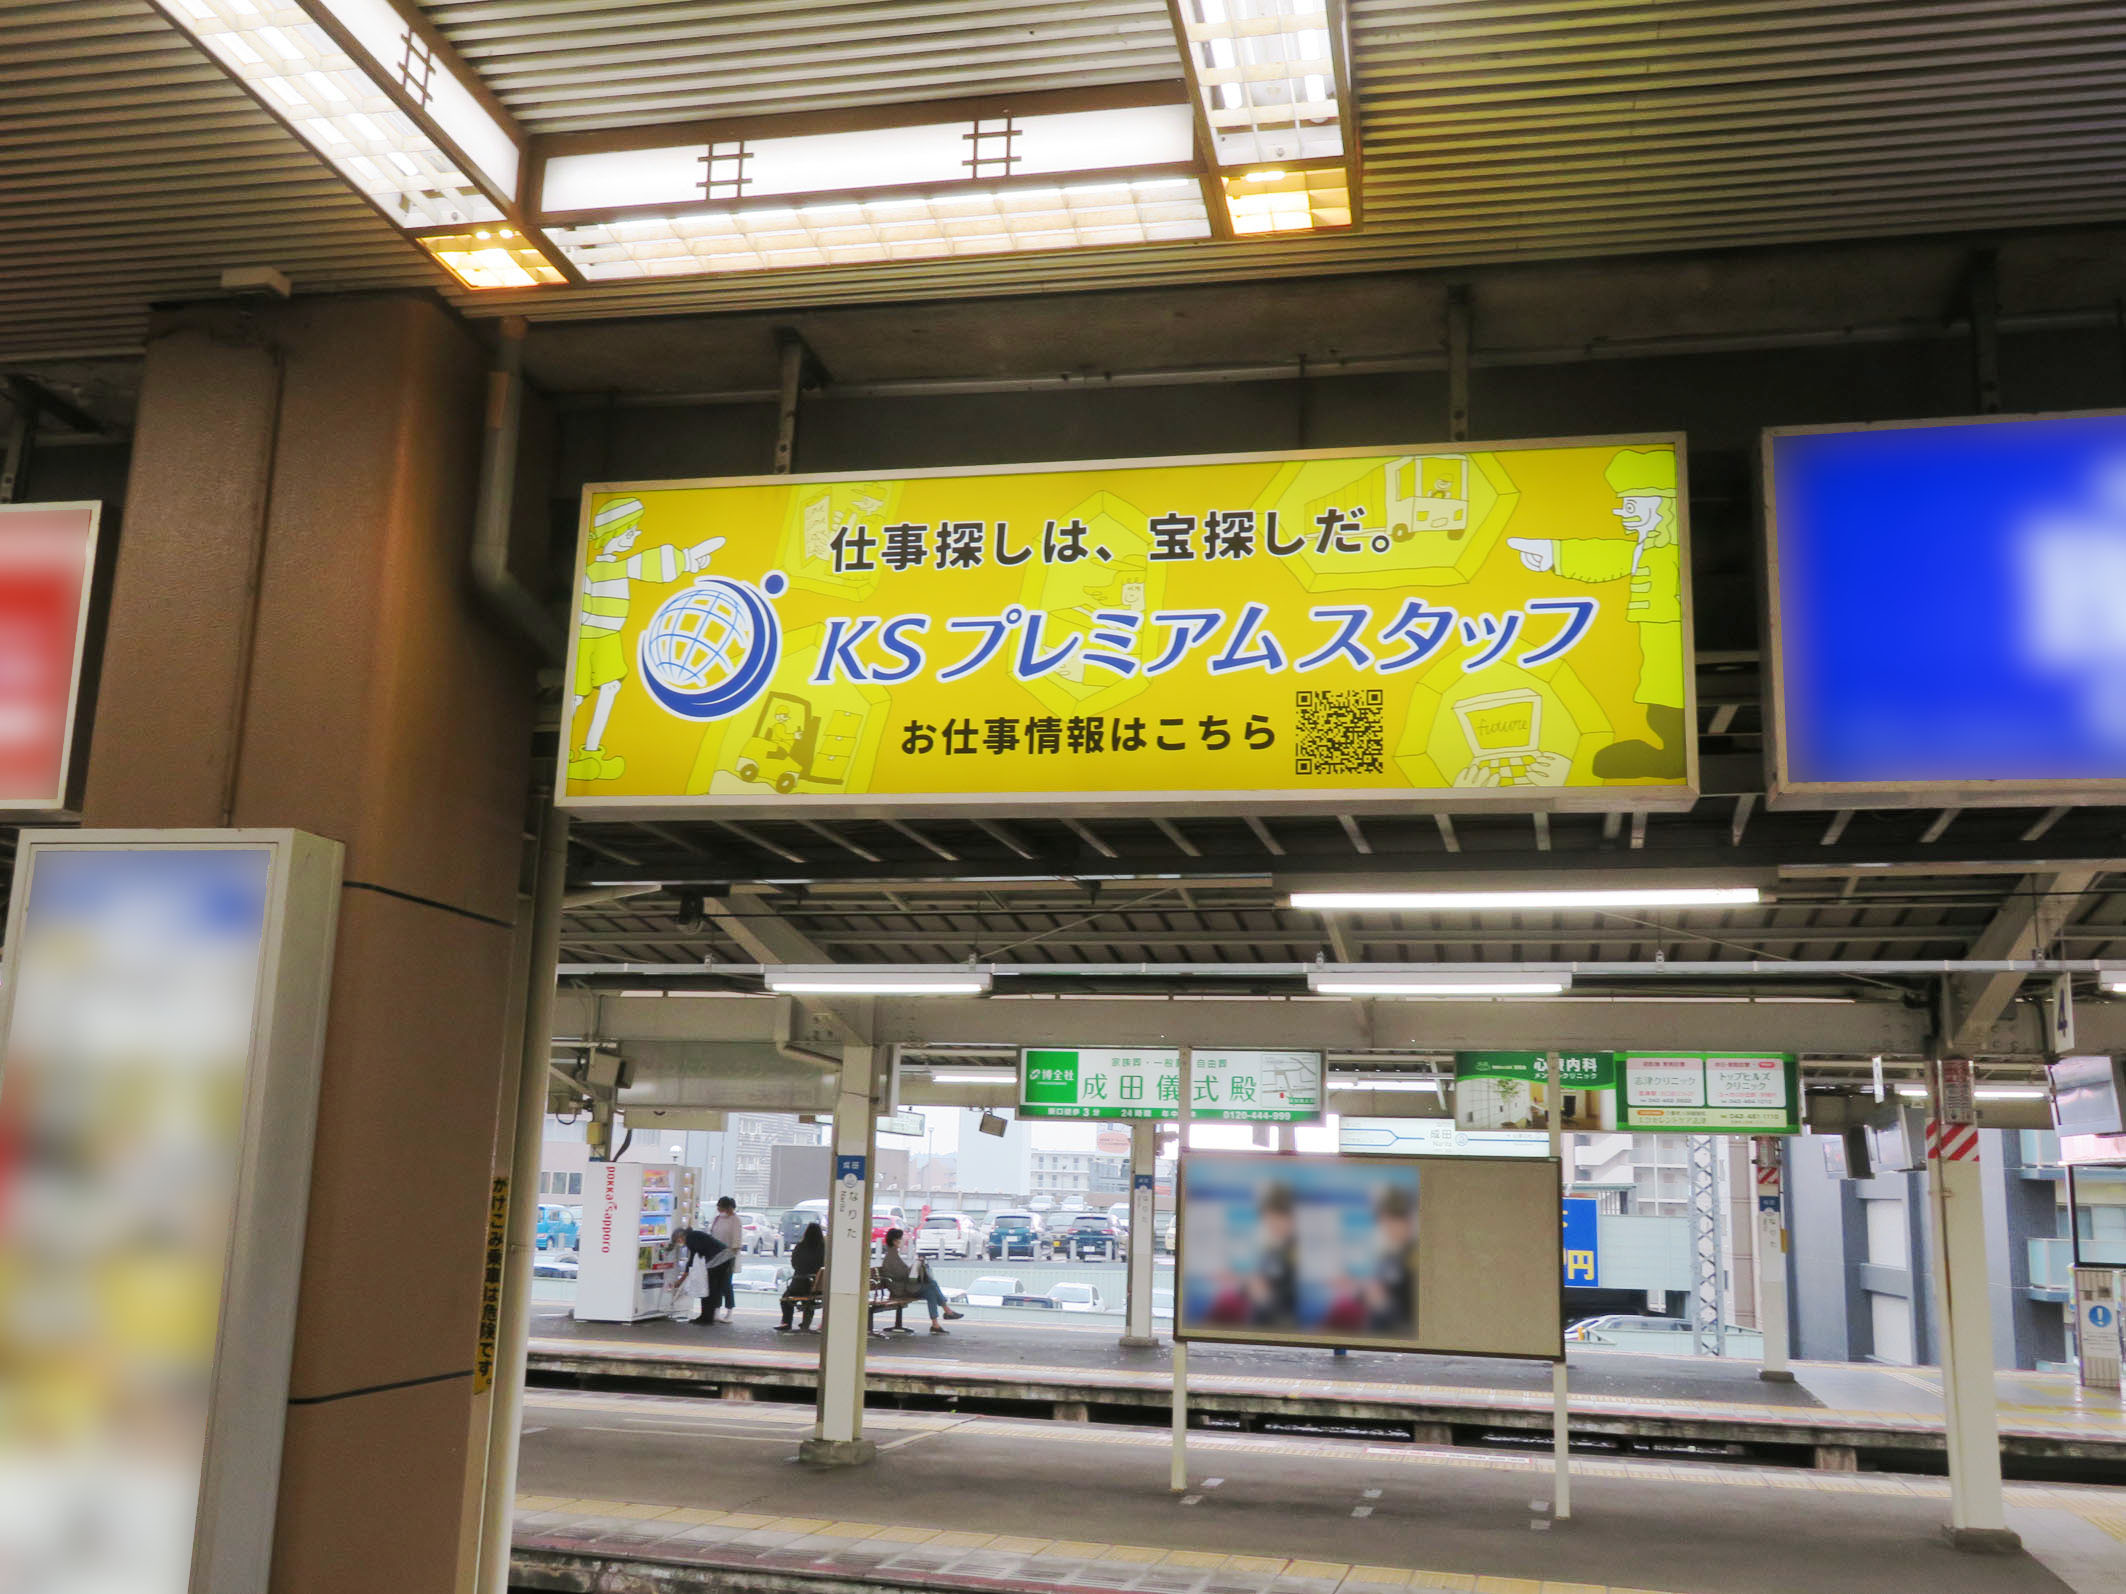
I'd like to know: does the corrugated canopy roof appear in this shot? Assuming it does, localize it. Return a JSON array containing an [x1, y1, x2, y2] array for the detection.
[[8, 2, 2126, 359]]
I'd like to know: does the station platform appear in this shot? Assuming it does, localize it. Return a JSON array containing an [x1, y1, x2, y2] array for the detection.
[[508, 1387, 2126, 1594], [524, 1302, 2126, 1478]]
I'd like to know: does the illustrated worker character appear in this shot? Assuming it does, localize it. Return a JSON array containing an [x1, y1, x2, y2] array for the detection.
[[1506, 448, 1685, 779], [568, 497, 721, 780]]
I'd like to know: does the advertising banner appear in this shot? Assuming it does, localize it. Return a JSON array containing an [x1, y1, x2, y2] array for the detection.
[[1619, 1052, 1800, 1134], [0, 502, 100, 811], [1176, 1150, 1562, 1360], [1561, 1197, 1601, 1288], [559, 439, 1695, 816], [1765, 411, 2126, 804], [1018, 1047, 1322, 1122], [1453, 1050, 1617, 1131]]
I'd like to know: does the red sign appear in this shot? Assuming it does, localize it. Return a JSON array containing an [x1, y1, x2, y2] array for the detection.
[[0, 503, 97, 809]]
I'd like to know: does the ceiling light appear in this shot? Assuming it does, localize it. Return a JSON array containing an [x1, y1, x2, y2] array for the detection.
[[1220, 165, 1350, 234], [1307, 969, 1571, 997], [1326, 1076, 1443, 1092], [1291, 887, 1762, 912], [2100, 964, 2126, 994], [1172, 0, 1345, 169], [929, 1070, 1018, 1084], [763, 965, 993, 996], [418, 230, 565, 289], [1973, 1087, 2047, 1100], [1243, 168, 1287, 182]]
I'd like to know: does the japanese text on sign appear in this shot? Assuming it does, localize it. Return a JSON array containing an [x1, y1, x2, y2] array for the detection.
[[560, 442, 1694, 814], [1020, 1047, 1323, 1123]]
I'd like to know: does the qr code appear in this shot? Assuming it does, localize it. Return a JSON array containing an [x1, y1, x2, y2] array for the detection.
[[1295, 689, 1384, 776]]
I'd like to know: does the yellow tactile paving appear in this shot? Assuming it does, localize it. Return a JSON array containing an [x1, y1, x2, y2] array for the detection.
[[662, 1508, 727, 1526], [717, 1513, 777, 1530], [1474, 1579, 1542, 1594], [868, 1524, 939, 1543], [933, 1531, 997, 1549], [1344, 1568, 1413, 1587], [1045, 1539, 1117, 1559], [1227, 1555, 1292, 1574], [1103, 1544, 1170, 1564], [819, 1521, 882, 1540], [1162, 1550, 1229, 1569], [768, 1517, 834, 1535], [1408, 1575, 1475, 1591], [986, 1536, 1054, 1555], [1287, 1561, 1352, 1581]]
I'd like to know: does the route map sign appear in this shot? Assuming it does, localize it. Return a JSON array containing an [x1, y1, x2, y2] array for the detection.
[[1018, 1048, 1323, 1122]]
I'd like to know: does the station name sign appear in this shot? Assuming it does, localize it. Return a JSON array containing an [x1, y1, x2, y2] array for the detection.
[[558, 439, 1697, 817]]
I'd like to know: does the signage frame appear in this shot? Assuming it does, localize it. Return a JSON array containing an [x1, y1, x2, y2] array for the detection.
[[1018, 1045, 1324, 1123], [559, 435, 1699, 820], [0, 501, 102, 814], [1173, 1148, 1565, 1363], [1761, 408, 2126, 810], [1616, 1051, 1801, 1135]]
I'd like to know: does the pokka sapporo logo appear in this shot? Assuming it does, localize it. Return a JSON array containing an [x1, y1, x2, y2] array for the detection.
[[637, 571, 788, 722]]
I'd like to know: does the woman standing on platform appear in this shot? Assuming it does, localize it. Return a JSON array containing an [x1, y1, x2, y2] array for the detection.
[[707, 1196, 743, 1322]]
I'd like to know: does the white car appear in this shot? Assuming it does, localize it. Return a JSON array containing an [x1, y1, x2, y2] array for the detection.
[[740, 1212, 779, 1254], [916, 1212, 981, 1259], [968, 1274, 1023, 1305], [1048, 1283, 1105, 1312]]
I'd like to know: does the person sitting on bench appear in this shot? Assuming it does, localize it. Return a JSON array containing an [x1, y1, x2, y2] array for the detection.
[[877, 1227, 963, 1333], [777, 1221, 825, 1332]]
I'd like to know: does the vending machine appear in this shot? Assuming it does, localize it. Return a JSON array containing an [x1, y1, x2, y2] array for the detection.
[[573, 1162, 699, 1322]]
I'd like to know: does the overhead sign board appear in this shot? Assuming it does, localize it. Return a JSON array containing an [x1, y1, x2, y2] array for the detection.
[[1764, 412, 2126, 806], [1619, 1052, 1800, 1134], [0, 502, 100, 812], [1018, 1047, 1322, 1122], [1176, 1150, 1563, 1361], [1341, 1116, 1550, 1158], [1454, 1050, 1617, 1131], [559, 439, 1696, 818]]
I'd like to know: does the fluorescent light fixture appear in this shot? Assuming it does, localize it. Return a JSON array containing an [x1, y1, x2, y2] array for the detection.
[[2100, 964, 2126, 994], [1973, 1087, 2048, 1100], [762, 965, 993, 997], [1292, 887, 1763, 912], [150, 0, 515, 227], [1326, 1076, 1443, 1092], [1307, 968, 1571, 997], [930, 1069, 1018, 1084], [1220, 165, 1350, 235], [541, 105, 1195, 214], [547, 178, 1211, 281], [418, 227, 565, 289], [1173, 0, 1344, 168]]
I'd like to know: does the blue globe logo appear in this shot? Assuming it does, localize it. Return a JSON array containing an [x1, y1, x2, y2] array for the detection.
[[638, 572, 785, 721]]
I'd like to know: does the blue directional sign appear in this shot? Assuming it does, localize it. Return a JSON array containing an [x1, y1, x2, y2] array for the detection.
[[1561, 1197, 1601, 1288]]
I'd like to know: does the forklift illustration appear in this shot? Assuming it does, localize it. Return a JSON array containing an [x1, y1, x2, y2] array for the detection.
[[732, 690, 859, 794]]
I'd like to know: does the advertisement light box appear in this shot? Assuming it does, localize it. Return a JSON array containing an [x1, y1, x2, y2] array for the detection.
[[558, 439, 1698, 819], [1765, 412, 2126, 805]]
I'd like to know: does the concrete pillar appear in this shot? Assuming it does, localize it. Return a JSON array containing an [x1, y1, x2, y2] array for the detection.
[[1927, 1120, 2020, 1553], [83, 297, 537, 1593], [803, 1044, 878, 1465], [1121, 1120, 1158, 1346], [1754, 1137, 1794, 1382]]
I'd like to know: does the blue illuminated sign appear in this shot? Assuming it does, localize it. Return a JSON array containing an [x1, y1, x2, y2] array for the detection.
[[1561, 1197, 1600, 1288], [1767, 413, 2126, 794]]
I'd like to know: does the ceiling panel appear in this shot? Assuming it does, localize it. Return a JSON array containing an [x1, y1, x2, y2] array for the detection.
[[9, 2, 2126, 379]]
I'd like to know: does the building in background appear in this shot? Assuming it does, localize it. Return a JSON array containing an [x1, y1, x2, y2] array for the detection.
[[1029, 1149, 1128, 1202]]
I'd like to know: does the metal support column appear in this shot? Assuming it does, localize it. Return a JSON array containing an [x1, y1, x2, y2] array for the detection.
[[1170, 1046, 1193, 1491], [0, 382, 34, 503], [1689, 1134, 1726, 1356], [1968, 250, 2002, 415], [1547, 1051, 1571, 1520], [772, 330, 805, 474], [1927, 1065, 2019, 1552], [802, 1042, 878, 1465], [1446, 285, 1472, 442], [1122, 1119, 1159, 1347], [1752, 1136, 1794, 1382]]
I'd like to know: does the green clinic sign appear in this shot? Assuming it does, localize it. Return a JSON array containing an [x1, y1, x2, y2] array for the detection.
[[1619, 1053, 1800, 1134], [1019, 1048, 1323, 1122]]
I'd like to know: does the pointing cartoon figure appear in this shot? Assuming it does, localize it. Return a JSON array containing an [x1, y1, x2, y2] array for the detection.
[[569, 496, 722, 780], [1505, 449, 1684, 779]]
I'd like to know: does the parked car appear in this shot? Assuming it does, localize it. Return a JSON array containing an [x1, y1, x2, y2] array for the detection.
[[986, 1212, 1045, 1260], [968, 1275, 1024, 1304], [782, 1201, 828, 1249], [1566, 1314, 1689, 1342], [1062, 1212, 1126, 1261], [741, 1211, 779, 1254], [1161, 1215, 1177, 1255], [916, 1212, 982, 1259], [533, 1252, 578, 1280], [536, 1204, 580, 1251], [733, 1263, 792, 1294], [1047, 1283, 1105, 1311]]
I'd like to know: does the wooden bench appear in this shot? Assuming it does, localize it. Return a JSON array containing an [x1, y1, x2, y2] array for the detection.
[[775, 1268, 926, 1335]]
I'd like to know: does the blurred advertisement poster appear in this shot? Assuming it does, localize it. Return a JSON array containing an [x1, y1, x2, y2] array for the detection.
[[1178, 1153, 1419, 1349], [0, 846, 272, 1593], [0, 502, 98, 809]]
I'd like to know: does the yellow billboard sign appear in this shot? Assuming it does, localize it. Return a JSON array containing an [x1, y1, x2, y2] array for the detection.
[[559, 439, 1694, 815]]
